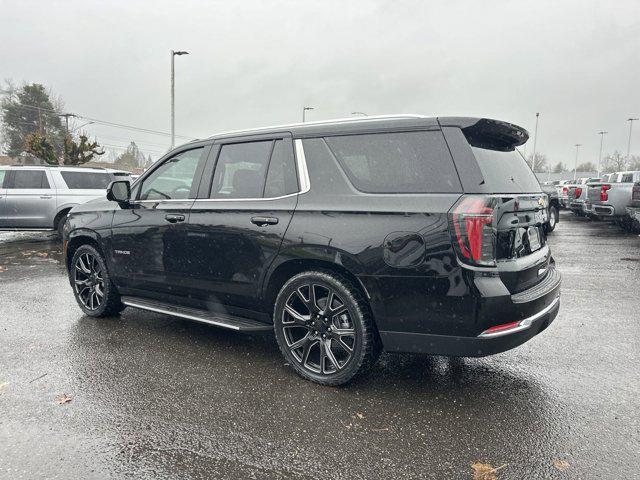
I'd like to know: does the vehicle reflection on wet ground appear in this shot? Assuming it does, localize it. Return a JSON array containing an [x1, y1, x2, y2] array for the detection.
[[1, 213, 638, 479]]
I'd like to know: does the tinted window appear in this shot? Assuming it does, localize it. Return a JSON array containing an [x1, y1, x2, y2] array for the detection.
[[471, 147, 541, 193], [621, 173, 633, 183], [139, 148, 203, 200], [324, 131, 461, 193], [210, 141, 272, 199], [10, 170, 50, 189], [264, 140, 299, 197], [0, 170, 6, 187], [61, 171, 112, 189]]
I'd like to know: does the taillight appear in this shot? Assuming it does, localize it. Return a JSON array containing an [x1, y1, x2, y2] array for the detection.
[[632, 184, 640, 201], [575, 187, 582, 198], [562, 187, 568, 195], [600, 185, 611, 201], [450, 195, 497, 267]]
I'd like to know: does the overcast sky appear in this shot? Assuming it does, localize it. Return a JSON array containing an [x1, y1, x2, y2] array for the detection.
[[1, 0, 639, 166]]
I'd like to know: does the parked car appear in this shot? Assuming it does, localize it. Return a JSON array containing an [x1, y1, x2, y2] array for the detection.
[[557, 180, 573, 208], [540, 182, 560, 232], [63, 115, 561, 385], [624, 181, 640, 232], [0, 165, 131, 236], [567, 177, 600, 216], [586, 171, 640, 225]]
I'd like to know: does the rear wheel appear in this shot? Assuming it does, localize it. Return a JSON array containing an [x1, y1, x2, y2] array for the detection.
[[273, 270, 380, 386], [71, 244, 124, 317]]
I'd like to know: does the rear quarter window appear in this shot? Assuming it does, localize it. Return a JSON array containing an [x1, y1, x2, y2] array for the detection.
[[471, 147, 541, 193], [324, 131, 462, 193], [61, 171, 112, 189]]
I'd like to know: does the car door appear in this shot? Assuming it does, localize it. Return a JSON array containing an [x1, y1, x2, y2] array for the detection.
[[3, 168, 57, 228], [109, 145, 210, 301], [186, 133, 300, 314]]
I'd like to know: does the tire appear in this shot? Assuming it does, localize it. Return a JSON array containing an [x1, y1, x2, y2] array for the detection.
[[70, 244, 124, 317], [273, 270, 381, 386], [56, 216, 66, 239], [546, 206, 558, 233]]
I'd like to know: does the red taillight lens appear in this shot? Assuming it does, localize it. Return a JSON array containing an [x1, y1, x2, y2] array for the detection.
[[575, 187, 582, 198], [562, 187, 568, 195], [450, 196, 496, 267], [600, 185, 611, 201], [482, 321, 521, 334]]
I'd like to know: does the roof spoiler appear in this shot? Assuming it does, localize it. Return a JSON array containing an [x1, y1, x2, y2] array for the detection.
[[439, 117, 529, 151]]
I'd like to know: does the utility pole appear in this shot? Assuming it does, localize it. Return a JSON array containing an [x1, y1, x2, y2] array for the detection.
[[597, 131, 607, 177], [302, 106, 314, 123], [531, 112, 540, 172], [59, 113, 76, 134], [573, 144, 581, 181], [171, 50, 189, 149], [627, 117, 639, 158]]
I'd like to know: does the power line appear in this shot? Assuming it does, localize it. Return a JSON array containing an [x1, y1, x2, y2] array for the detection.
[[6, 102, 194, 140]]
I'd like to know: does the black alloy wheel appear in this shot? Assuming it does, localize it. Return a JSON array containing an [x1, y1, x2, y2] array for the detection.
[[274, 270, 380, 385], [71, 244, 124, 317]]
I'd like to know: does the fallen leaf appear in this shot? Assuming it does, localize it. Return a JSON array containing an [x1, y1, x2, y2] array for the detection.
[[56, 394, 73, 405], [35, 252, 48, 258], [0, 382, 8, 393], [472, 463, 507, 480], [553, 460, 570, 471], [355, 412, 365, 419], [0, 266, 6, 272]]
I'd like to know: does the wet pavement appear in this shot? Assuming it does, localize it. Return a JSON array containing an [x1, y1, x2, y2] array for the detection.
[[1, 213, 638, 479]]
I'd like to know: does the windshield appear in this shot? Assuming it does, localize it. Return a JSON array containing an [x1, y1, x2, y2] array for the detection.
[[471, 146, 541, 193]]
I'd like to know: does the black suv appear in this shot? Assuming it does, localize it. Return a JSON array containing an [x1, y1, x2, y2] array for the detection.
[[64, 115, 561, 385]]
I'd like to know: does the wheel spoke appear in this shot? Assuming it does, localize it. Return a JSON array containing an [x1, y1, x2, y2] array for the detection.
[[288, 332, 311, 350], [335, 337, 354, 354], [283, 304, 309, 325], [302, 339, 318, 367], [324, 340, 341, 371], [332, 327, 355, 336], [94, 283, 104, 298], [309, 284, 320, 312]]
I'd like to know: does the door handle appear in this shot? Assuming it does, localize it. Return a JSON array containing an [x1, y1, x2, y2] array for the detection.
[[251, 216, 279, 226], [165, 213, 186, 223], [40, 195, 53, 199]]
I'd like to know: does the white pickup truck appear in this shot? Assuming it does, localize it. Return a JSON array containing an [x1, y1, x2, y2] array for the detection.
[[0, 165, 131, 236], [585, 171, 640, 226]]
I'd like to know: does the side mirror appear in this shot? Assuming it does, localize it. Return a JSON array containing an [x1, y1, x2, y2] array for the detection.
[[106, 180, 131, 203]]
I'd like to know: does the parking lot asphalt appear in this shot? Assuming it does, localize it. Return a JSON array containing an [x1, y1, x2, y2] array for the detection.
[[1, 213, 639, 480]]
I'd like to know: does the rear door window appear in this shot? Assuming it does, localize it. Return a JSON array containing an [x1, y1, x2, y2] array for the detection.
[[324, 131, 461, 193], [61, 171, 112, 189], [0, 170, 6, 187], [210, 141, 272, 199], [9, 170, 50, 189], [471, 147, 541, 193], [263, 140, 299, 198]]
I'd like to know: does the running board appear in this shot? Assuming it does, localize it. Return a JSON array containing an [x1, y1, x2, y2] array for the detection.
[[121, 296, 272, 332]]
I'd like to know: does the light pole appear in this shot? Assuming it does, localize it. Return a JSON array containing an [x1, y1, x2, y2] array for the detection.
[[573, 143, 581, 181], [351, 111, 368, 117], [627, 117, 639, 158], [171, 50, 189, 149], [531, 112, 540, 172], [597, 131, 607, 177], [302, 106, 314, 123]]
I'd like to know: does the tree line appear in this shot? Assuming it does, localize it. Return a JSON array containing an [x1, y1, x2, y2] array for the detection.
[[0, 81, 152, 169], [525, 151, 640, 174]]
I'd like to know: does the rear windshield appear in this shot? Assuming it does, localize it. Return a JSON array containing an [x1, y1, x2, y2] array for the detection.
[[471, 147, 541, 193], [324, 131, 462, 193], [61, 171, 112, 189]]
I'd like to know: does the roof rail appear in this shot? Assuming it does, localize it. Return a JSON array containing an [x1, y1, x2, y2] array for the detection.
[[6, 164, 108, 170]]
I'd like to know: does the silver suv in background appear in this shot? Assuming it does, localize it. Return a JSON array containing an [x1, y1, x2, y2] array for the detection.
[[0, 166, 131, 236]]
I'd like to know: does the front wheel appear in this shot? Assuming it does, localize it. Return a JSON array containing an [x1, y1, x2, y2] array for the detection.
[[70, 244, 124, 317], [273, 270, 380, 386]]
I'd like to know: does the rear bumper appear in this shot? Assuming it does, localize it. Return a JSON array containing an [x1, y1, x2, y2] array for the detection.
[[592, 204, 615, 216], [569, 201, 586, 212], [380, 296, 559, 356], [380, 266, 562, 356]]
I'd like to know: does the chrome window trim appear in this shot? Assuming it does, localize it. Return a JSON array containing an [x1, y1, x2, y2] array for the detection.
[[131, 139, 311, 203]]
